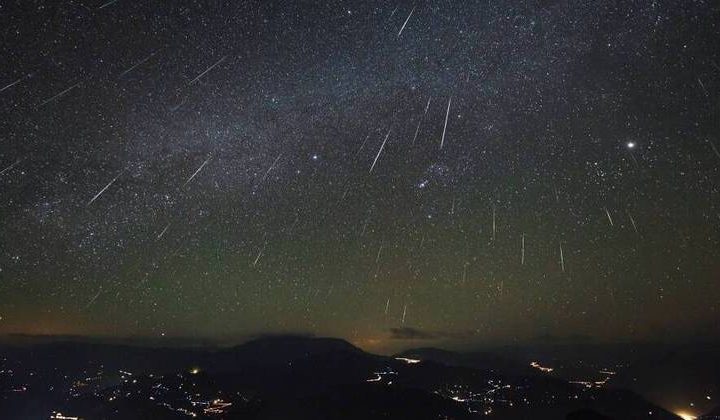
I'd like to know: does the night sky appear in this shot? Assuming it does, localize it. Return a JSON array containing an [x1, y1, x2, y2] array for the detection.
[[1, 0, 719, 352]]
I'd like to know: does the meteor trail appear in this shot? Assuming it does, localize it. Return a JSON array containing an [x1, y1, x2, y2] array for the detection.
[[188, 55, 227, 85], [369, 129, 391, 173], [397, 7, 415, 37], [0, 159, 22, 177], [354, 134, 370, 158], [253, 247, 264, 266], [412, 96, 432, 145], [604, 207, 614, 226], [184, 156, 212, 186], [98, 0, 119, 9], [628, 213, 638, 233], [0, 77, 25, 94], [559, 243, 565, 273], [88, 167, 126, 205], [40, 83, 80, 107], [119, 51, 158, 77], [412, 120, 422, 145], [157, 223, 171, 240], [492, 205, 496, 241], [85, 288, 102, 309], [708, 139, 720, 160], [261, 153, 282, 183], [440, 97, 452, 149], [698, 78, 709, 97]]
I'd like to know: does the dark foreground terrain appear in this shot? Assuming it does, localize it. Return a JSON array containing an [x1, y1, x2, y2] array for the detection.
[[2, 335, 709, 419]]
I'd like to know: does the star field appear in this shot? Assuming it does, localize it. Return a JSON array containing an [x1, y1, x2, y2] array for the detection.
[[0, 0, 719, 351]]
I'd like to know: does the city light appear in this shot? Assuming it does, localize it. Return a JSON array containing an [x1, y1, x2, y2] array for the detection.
[[529, 362, 554, 373], [675, 411, 697, 420], [395, 357, 422, 364]]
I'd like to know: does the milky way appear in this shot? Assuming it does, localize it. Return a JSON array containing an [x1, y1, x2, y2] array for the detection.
[[0, 0, 718, 351]]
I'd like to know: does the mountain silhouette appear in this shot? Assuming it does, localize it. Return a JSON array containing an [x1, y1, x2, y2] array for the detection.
[[0, 335, 683, 419]]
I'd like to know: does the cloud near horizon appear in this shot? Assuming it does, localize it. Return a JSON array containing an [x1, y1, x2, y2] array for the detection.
[[388, 327, 476, 341]]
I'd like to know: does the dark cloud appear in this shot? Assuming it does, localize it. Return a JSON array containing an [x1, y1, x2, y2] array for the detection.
[[533, 333, 594, 344], [389, 327, 438, 340], [389, 327, 476, 341]]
